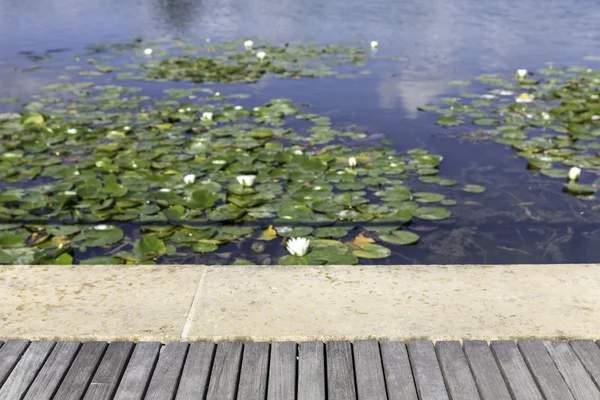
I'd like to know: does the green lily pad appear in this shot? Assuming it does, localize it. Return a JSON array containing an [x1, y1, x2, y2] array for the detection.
[[312, 227, 349, 238], [436, 116, 461, 127], [462, 185, 486, 193], [563, 182, 596, 195], [352, 243, 392, 259], [0, 232, 26, 248], [379, 231, 420, 245], [412, 207, 451, 221], [413, 192, 445, 203], [135, 237, 167, 259]]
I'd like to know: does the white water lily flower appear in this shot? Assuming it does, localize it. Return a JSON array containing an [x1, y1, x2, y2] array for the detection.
[[63, 191, 77, 196], [94, 224, 109, 231], [212, 160, 226, 165], [183, 174, 196, 184], [517, 69, 528, 78], [592, 115, 600, 121], [348, 157, 357, 167], [124, 126, 131, 130], [481, 94, 496, 100], [542, 112, 550, 120], [201, 112, 213, 121], [178, 109, 185, 113], [236, 174, 256, 187], [234, 105, 243, 110], [215, 92, 220, 96], [143, 48, 153, 56], [244, 40, 254, 50], [67, 128, 77, 134], [390, 163, 398, 167], [159, 188, 171, 192], [256, 51, 266, 61], [370, 41, 379, 49], [497, 90, 514, 96], [568, 167, 581, 181], [293, 149, 303, 155], [286, 237, 310, 257], [314, 186, 322, 190]]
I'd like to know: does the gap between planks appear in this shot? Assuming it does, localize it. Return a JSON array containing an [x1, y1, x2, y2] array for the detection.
[[181, 266, 208, 340]]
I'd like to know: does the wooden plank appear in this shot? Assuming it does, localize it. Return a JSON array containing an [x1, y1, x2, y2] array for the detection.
[[54, 342, 108, 400], [113, 342, 161, 400], [23, 341, 80, 400], [83, 341, 134, 400], [0, 340, 30, 387], [543, 341, 600, 400], [490, 340, 543, 400], [206, 341, 243, 400], [145, 342, 189, 400], [463, 340, 512, 400], [407, 340, 449, 400], [353, 340, 387, 400], [326, 341, 357, 400], [267, 341, 297, 400], [380, 341, 418, 400], [237, 342, 270, 400], [518, 340, 574, 400], [175, 342, 216, 400], [436, 341, 481, 400], [298, 341, 326, 400], [0, 340, 55, 400], [570, 340, 600, 389]]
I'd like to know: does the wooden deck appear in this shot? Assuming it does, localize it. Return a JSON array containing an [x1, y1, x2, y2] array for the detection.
[[1, 340, 600, 399]]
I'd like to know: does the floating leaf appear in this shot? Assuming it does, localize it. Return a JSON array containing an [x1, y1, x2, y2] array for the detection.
[[412, 207, 451, 221], [563, 182, 596, 195], [353, 243, 391, 259], [462, 185, 486, 193], [379, 231, 420, 245]]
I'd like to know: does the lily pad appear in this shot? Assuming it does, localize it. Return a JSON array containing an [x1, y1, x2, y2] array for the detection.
[[352, 243, 392, 259], [379, 231, 420, 245], [412, 207, 451, 221], [462, 185, 486, 193]]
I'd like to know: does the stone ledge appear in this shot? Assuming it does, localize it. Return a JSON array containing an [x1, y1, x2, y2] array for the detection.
[[1, 264, 598, 342]]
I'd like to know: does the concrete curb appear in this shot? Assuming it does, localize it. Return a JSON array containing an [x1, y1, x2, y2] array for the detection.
[[1, 264, 599, 342]]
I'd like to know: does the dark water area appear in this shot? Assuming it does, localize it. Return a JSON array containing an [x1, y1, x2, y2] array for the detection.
[[1, 0, 600, 264]]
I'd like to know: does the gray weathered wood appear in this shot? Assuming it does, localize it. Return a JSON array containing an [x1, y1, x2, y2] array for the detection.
[[0, 340, 30, 387], [267, 341, 297, 400], [436, 340, 481, 400], [206, 341, 243, 400], [145, 342, 189, 400], [380, 341, 418, 400], [543, 341, 600, 400], [490, 340, 543, 400], [326, 341, 357, 400], [298, 341, 326, 400], [237, 342, 270, 400], [463, 340, 512, 400], [571, 341, 600, 390], [407, 340, 449, 400], [23, 341, 80, 400], [113, 342, 161, 400], [54, 341, 108, 400], [353, 340, 387, 400], [518, 340, 574, 400], [83, 341, 134, 400], [0, 340, 55, 400], [176, 342, 216, 400]]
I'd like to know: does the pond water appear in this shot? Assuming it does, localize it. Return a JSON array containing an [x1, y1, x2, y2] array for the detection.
[[1, 0, 600, 264]]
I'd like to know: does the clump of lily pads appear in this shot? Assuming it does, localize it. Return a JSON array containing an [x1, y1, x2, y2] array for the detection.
[[420, 66, 600, 198], [0, 37, 483, 265]]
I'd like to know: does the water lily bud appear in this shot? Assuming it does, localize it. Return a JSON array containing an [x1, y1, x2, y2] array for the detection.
[[517, 69, 528, 78], [348, 157, 357, 168], [67, 128, 77, 134], [236, 175, 257, 187], [370, 41, 378, 49], [286, 237, 310, 257], [183, 174, 196, 184], [244, 40, 253, 49], [143, 48, 153, 56], [256, 51, 266, 61], [568, 167, 581, 181], [201, 112, 213, 121]]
